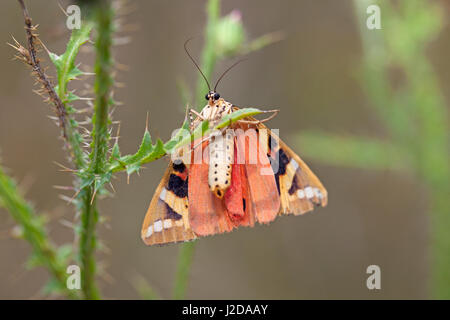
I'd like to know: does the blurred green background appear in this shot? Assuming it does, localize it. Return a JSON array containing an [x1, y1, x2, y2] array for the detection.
[[0, 0, 449, 299]]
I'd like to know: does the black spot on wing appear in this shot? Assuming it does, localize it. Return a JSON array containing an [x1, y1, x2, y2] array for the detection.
[[164, 202, 182, 220], [167, 174, 188, 198], [277, 148, 290, 175], [242, 198, 246, 212], [288, 175, 300, 195], [274, 173, 281, 194], [269, 148, 290, 195], [172, 161, 186, 173]]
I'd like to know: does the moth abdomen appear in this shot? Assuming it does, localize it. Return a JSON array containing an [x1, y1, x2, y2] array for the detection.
[[208, 130, 234, 198]]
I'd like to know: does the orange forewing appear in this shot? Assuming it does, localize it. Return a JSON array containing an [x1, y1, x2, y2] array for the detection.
[[235, 124, 280, 223]]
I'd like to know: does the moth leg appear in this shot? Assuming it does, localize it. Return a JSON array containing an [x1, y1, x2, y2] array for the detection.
[[238, 109, 279, 125], [187, 134, 214, 157], [189, 109, 206, 121], [189, 109, 208, 131]]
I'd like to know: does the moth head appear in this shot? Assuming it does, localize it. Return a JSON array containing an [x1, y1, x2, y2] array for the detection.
[[205, 91, 221, 104]]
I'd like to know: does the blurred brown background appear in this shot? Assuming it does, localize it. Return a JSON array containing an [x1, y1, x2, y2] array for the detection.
[[1, 0, 448, 299]]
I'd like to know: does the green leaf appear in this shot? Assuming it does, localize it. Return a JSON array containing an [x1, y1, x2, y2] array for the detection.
[[123, 130, 153, 165], [214, 107, 264, 129], [163, 119, 190, 153], [47, 23, 93, 103], [126, 163, 141, 176], [109, 142, 121, 162], [94, 172, 112, 193], [109, 133, 165, 174], [142, 139, 165, 163], [66, 91, 81, 104], [67, 66, 84, 81], [79, 176, 95, 189], [48, 52, 62, 70], [170, 119, 210, 154]]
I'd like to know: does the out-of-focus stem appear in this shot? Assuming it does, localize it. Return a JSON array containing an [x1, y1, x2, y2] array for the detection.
[[0, 166, 78, 299], [195, 0, 220, 108]]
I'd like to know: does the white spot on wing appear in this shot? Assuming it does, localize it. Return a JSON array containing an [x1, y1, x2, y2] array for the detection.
[[154, 220, 163, 232], [290, 158, 299, 171], [163, 219, 172, 229], [297, 189, 305, 199], [314, 188, 321, 199], [305, 187, 314, 199], [159, 188, 167, 201], [145, 225, 153, 238]]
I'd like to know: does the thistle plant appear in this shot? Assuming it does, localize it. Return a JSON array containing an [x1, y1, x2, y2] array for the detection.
[[1, 0, 281, 299]]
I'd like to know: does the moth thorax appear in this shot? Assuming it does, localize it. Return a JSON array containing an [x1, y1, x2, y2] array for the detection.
[[208, 130, 234, 198]]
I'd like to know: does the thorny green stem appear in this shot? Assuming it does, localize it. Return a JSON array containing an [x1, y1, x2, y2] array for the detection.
[[10, 0, 92, 299], [78, 0, 114, 300], [16, 0, 85, 169], [90, 8, 113, 175], [78, 187, 100, 300], [56, 23, 93, 169], [0, 166, 78, 299]]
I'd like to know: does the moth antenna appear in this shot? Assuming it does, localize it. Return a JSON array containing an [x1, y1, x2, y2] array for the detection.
[[214, 59, 246, 92], [184, 38, 211, 91]]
